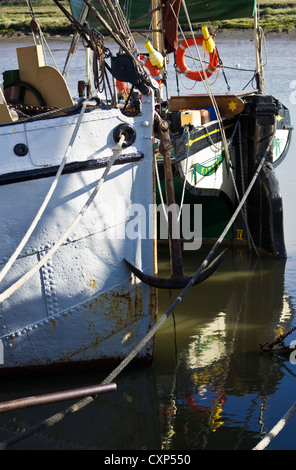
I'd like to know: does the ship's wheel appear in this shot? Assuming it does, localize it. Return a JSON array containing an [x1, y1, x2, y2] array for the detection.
[[4, 80, 46, 107]]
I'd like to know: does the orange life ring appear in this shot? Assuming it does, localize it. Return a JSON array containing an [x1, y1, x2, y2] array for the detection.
[[116, 54, 162, 99], [175, 37, 219, 82]]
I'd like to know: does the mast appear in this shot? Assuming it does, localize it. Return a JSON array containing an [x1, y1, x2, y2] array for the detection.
[[152, 0, 164, 55], [150, 0, 166, 102], [254, 1, 266, 94]]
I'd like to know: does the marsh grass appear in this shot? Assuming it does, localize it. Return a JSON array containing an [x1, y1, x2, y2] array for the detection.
[[0, 0, 71, 36]]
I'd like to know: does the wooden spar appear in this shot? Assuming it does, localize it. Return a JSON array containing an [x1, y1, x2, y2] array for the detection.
[[152, 0, 164, 55], [169, 93, 245, 119], [0, 383, 117, 412], [253, 2, 266, 93], [158, 120, 184, 280]]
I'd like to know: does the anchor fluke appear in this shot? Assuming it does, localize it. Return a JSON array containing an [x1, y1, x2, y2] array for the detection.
[[124, 249, 226, 289]]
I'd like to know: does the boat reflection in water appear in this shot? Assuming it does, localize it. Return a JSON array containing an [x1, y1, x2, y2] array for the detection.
[[0, 247, 294, 450], [155, 245, 295, 450]]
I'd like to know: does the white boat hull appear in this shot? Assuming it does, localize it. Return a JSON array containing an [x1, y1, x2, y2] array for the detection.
[[0, 98, 157, 373]]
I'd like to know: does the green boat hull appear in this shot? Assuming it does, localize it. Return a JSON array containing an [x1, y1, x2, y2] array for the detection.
[[156, 175, 233, 242]]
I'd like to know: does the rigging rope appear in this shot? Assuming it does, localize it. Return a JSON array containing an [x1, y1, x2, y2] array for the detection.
[[25, 0, 35, 19], [170, 1, 232, 173], [26, 0, 60, 70], [0, 102, 87, 285], [170, 0, 262, 255], [0, 121, 125, 305], [62, 1, 91, 79]]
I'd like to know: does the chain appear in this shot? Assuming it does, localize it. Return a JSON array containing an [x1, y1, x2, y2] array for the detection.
[[9, 103, 57, 114], [260, 325, 296, 351]]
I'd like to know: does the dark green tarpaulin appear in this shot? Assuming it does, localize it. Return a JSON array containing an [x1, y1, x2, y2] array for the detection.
[[184, 0, 256, 22], [69, 0, 256, 30]]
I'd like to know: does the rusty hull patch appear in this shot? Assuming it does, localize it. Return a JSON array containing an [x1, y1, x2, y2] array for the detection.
[[0, 278, 158, 375]]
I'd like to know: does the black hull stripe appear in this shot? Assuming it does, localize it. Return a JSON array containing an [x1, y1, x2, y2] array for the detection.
[[0, 152, 144, 186], [174, 120, 235, 162]]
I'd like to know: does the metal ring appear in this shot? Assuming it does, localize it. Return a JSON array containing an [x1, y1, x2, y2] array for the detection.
[[113, 123, 137, 148], [14, 143, 29, 157]]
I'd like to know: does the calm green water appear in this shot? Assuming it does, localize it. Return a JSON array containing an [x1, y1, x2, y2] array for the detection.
[[0, 36, 296, 451]]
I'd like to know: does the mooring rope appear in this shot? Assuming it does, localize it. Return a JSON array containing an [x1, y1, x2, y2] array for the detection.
[[179, 0, 232, 168], [0, 132, 125, 305], [0, 138, 271, 450], [253, 401, 296, 450], [0, 102, 87, 286]]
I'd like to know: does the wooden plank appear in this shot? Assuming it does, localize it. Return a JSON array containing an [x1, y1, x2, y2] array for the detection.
[[0, 88, 15, 124], [0, 104, 15, 124], [169, 94, 246, 119], [17, 45, 73, 109]]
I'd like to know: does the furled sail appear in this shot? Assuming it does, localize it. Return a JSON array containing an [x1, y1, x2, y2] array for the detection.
[[183, 0, 256, 22], [163, 0, 181, 53], [69, 0, 256, 30]]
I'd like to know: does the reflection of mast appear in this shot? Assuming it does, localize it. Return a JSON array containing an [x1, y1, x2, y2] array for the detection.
[[186, 257, 261, 447], [158, 250, 291, 448]]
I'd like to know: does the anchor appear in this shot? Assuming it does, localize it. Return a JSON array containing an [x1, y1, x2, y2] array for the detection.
[[125, 117, 225, 289]]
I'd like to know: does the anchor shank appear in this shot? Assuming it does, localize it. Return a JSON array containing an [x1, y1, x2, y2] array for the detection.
[[159, 122, 184, 279], [124, 117, 225, 289]]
